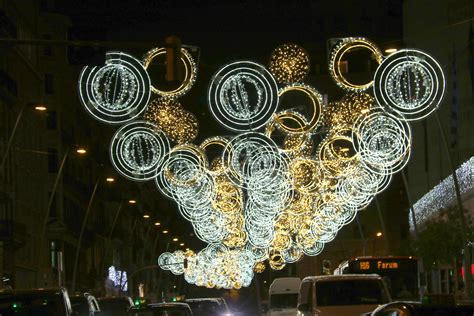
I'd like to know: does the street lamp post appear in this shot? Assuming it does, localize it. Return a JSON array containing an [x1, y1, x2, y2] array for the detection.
[[35, 147, 87, 287], [71, 177, 101, 293], [0, 102, 46, 172]]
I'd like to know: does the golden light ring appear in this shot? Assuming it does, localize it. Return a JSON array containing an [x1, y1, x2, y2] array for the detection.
[[274, 83, 323, 134], [329, 38, 382, 92], [143, 47, 197, 98]]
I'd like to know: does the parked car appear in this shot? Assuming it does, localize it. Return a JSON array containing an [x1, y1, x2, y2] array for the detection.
[[186, 297, 230, 315], [297, 274, 391, 316], [128, 302, 193, 315], [0, 287, 73, 315], [70, 293, 101, 315], [98, 296, 134, 315]]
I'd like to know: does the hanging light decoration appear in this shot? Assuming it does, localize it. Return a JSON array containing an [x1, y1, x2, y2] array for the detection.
[[79, 39, 446, 289]]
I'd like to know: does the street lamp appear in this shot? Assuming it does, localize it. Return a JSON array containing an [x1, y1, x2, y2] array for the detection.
[[1, 102, 47, 172], [71, 176, 114, 292], [154, 222, 161, 226], [106, 177, 115, 182], [76, 148, 87, 154], [35, 145, 87, 286], [143, 214, 150, 219]]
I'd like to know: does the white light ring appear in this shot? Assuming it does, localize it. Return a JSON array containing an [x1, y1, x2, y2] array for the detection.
[[281, 244, 303, 263], [208, 61, 279, 132], [143, 47, 197, 98], [302, 240, 325, 256], [374, 49, 446, 121], [178, 205, 212, 222], [79, 51, 151, 124], [110, 121, 170, 181], [163, 144, 208, 187], [222, 132, 277, 187]]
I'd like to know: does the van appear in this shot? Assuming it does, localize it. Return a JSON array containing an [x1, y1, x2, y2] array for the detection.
[[268, 277, 301, 316], [297, 274, 391, 316]]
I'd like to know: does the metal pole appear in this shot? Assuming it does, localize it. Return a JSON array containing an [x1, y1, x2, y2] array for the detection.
[[401, 170, 426, 299], [434, 112, 472, 299], [71, 178, 100, 293], [1, 103, 26, 172], [356, 217, 367, 256], [374, 196, 390, 254], [100, 202, 124, 276], [35, 151, 68, 286]]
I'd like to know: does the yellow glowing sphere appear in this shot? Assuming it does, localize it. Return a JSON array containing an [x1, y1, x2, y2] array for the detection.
[[323, 93, 375, 129], [269, 43, 310, 84], [254, 262, 266, 273], [144, 98, 198, 144]]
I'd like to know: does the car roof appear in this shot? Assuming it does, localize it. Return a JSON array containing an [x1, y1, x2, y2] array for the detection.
[[186, 298, 222, 303], [147, 302, 190, 307], [98, 296, 131, 301], [303, 274, 383, 282]]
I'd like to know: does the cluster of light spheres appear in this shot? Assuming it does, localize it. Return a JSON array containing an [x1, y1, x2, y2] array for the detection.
[[78, 38, 446, 289]]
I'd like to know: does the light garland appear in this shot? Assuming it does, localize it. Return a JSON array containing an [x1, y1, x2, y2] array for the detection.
[[410, 156, 474, 230]]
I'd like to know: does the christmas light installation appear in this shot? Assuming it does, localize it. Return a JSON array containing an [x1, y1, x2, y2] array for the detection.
[[144, 98, 199, 144], [329, 37, 383, 92], [78, 38, 446, 290], [208, 61, 279, 132], [79, 52, 151, 124], [110, 121, 170, 181], [410, 156, 474, 230], [143, 47, 197, 98], [268, 43, 310, 84], [373, 49, 446, 121]]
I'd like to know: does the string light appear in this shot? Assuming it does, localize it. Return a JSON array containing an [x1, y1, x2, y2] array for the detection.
[[144, 98, 198, 144], [268, 43, 310, 84]]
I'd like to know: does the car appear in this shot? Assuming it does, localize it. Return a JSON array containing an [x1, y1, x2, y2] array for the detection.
[[186, 297, 231, 315], [297, 274, 391, 316], [0, 287, 73, 315], [128, 302, 192, 315], [70, 293, 101, 315], [98, 296, 134, 315], [367, 300, 474, 315]]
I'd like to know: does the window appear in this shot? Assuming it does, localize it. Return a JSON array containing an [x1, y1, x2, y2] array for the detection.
[[44, 74, 54, 94], [47, 148, 58, 173], [43, 34, 53, 56]]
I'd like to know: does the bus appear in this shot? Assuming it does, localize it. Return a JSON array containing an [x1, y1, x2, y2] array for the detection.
[[334, 256, 420, 301]]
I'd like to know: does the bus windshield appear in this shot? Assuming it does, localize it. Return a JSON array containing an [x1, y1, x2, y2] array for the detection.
[[315, 279, 389, 306]]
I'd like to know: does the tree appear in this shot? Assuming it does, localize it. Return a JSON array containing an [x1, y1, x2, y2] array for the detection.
[[412, 206, 473, 271]]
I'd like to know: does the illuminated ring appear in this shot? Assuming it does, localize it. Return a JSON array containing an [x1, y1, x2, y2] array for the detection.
[[289, 158, 322, 193], [208, 60, 279, 132], [110, 121, 170, 181], [274, 83, 323, 134], [79, 51, 151, 124], [143, 47, 197, 98], [199, 136, 230, 175], [268, 43, 310, 84], [317, 131, 359, 176], [162, 144, 208, 187], [353, 109, 411, 174], [329, 37, 383, 92], [222, 132, 277, 187], [373, 49, 446, 121], [281, 244, 303, 263]]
